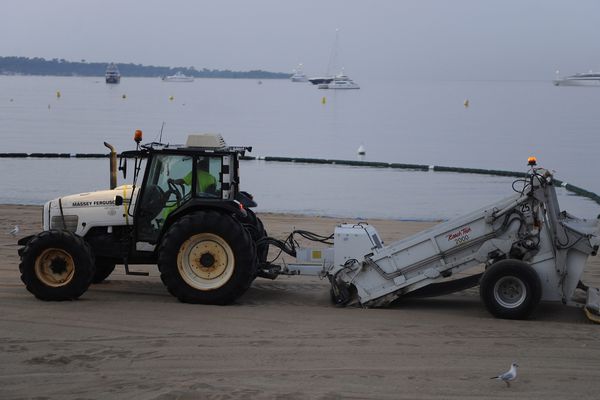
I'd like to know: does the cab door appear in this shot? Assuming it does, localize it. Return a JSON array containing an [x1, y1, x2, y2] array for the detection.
[[136, 153, 193, 243]]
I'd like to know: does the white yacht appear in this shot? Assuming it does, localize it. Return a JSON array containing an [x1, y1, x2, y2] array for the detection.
[[162, 71, 194, 82], [105, 63, 120, 84], [290, 64, 308, 82], [318, 74, 359, 90], [553, 71, 600, 86]]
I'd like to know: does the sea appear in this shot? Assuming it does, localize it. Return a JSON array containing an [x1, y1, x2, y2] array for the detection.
[[1, 75, 600, 221]]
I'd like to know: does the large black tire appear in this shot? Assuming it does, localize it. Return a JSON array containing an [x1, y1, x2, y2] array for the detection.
[[479, 259, 542, 320], [19, 230, 95, 301], [254, 215, 269, 264], [91, 258, 116, 284], [239, 209, 269, 264], [158, 211, 257, 304]]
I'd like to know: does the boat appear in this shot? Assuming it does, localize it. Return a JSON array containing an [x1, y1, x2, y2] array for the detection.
[[308, 76, 334, 85], [309, 29, 340, 85], [105, 63, 121, 84], [553, 71, 600, 86], [162, 71, 194, 82], [318, 73, 359, 90], [290, 64, 308, 82]]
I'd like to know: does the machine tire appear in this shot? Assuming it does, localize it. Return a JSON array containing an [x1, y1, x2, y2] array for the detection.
[[92, 258, 116, 284], [158, 210, 257, 304], [19, 230, 95, 301], [479, 259, 542, 320]]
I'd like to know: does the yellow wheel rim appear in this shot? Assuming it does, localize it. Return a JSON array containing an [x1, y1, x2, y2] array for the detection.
[[34, 248, 75, 287], [177, 233, 235, 291]]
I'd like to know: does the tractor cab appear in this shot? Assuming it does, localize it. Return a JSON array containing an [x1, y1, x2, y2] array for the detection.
[[123, 134, 254, 247]]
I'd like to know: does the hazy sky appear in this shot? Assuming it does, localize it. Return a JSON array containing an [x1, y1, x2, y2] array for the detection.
[[2, 0, 599, 80]]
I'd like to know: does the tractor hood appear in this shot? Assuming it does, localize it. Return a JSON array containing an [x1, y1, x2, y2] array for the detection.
[[44, 185, 138, 236]]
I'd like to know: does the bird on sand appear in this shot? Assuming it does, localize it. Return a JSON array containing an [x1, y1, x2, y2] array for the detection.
[[490, 362, 518, 387], [8, 225, 19, 237]]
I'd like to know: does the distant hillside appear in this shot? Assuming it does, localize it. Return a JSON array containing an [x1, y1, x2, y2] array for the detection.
[[0, 57, 291, 79]]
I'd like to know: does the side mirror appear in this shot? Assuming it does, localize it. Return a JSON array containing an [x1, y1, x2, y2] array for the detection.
[[114, 195, 124, 206], [118, 156, 127, 179]]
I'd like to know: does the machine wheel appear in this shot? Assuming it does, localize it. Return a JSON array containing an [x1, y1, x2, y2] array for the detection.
[[19, 230, 95, 301], [158, 211, 257, 304], [92, 258, 116, 284], [479, 259, 542, 320]]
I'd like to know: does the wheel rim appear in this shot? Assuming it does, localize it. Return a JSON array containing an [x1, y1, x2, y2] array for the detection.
[[34, 248, 75, 287], [493, 276, 527, 309], [177, 233, 235, 291]]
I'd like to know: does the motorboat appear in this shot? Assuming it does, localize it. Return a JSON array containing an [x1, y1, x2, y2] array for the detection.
[[553, 71, 600, 86], [290, 64, 308, 82], [162, 71, 194, 82], [105, 63, 120, 84], [318, 74, 359, 89]]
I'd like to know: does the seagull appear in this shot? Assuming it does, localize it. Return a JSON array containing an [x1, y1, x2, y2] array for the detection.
[[491, 362, 518, 387], [8, 225, 19, 237]]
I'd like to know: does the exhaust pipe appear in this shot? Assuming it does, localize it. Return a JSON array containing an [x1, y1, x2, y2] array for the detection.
[[104, 142, 117, 189]]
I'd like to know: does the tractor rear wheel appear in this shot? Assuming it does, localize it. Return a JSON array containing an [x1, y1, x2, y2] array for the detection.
[[255, 215, 269, 264], [92, 258, 116, 284], [239, 208, 269, 265], [19, 230, 95, 300], [479, 259, 542, 320], [158, 211, 257, 304]]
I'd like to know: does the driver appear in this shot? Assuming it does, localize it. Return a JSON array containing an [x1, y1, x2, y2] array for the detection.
[[182, 156, 217, 195]]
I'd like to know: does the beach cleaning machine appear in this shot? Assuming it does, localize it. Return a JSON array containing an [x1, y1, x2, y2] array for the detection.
[[273, 159, 600, 322], [16, 133, 600, 322]]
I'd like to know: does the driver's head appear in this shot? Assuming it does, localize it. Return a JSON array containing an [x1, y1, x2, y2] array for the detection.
[[197, 157, 210, 171]]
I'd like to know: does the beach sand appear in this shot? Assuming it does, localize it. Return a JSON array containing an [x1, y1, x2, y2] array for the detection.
[[1, 205, 599, 399]]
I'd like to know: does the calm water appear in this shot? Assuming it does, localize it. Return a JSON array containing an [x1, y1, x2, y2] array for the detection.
[[1, 75, 599, 220]]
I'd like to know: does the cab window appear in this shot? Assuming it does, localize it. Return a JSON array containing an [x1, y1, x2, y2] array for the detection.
[[194, 156, 222, 197]]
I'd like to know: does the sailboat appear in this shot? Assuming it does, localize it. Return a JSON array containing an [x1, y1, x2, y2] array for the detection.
[[309, 29, 359, 89], [308, 29, 338, 85]]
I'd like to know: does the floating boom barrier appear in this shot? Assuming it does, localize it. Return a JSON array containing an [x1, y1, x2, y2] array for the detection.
[[1, 152, 599, 206], [0, 153, 109, 158]]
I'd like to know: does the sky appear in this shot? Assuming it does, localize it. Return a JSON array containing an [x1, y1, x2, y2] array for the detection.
[[1, 0, 600, 81]]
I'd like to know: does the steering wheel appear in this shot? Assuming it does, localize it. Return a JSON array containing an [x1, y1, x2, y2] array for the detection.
[[167, 178, 187, 206]]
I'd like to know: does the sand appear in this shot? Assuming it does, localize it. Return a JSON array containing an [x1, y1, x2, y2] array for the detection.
[[1, 204, 600, 399]]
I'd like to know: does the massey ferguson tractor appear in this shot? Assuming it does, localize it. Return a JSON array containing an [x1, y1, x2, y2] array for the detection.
[[18, 133, 268, 305]]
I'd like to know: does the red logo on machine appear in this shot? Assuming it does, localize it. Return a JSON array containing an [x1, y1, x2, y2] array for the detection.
[[447, 226, 472, 242]]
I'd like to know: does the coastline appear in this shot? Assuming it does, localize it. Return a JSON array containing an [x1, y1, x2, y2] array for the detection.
[[1, 204, 600, 399]]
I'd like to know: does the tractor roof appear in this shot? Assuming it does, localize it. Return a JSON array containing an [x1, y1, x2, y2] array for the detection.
[[123, 134, 252, 157]]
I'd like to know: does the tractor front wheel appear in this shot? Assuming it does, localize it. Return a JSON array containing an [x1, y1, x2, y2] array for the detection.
[[19, 230, 95, 300], [158, 211, 257, 304]]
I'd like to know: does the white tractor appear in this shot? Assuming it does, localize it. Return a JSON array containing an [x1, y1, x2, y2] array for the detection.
[[18, 133, 268, 304]]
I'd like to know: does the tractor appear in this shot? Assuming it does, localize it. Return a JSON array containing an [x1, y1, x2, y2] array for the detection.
[[18, 132, 268, 304]]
